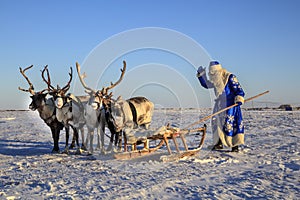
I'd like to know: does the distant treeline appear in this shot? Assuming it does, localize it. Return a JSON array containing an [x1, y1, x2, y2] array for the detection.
[[246, 104, 300, 111]]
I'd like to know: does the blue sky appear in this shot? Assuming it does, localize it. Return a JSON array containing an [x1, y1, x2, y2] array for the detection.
[[1, 0, 300, 109]]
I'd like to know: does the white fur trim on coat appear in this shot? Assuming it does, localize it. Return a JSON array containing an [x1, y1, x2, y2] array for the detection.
[[196, 70, 206, 77], [234, 95, 244, 105], [209, 64, 222, 74]]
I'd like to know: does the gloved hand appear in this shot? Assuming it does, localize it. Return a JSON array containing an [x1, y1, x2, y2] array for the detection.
[[196, 66, 206, 77], [236, 101, 243, 106]]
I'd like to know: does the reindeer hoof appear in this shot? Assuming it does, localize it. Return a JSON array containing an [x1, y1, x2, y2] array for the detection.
[[61, 150, 69, 154], [75, 148, 82, 155], [81, 145, 87, 151], [106, 146, 112, 152], [101, 148, 106, 155], [51, 148, 60, 154], [69, 144, 76, 149], [96, 145, 101, 150], [61, 147, 69, 154], [113, 148, 120, 153]]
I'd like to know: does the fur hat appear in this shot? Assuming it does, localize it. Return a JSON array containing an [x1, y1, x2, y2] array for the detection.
[[209, 61, 222, 74]]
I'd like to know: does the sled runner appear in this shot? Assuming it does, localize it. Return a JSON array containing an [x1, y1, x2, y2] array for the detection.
[[113, 124, 207, 161]]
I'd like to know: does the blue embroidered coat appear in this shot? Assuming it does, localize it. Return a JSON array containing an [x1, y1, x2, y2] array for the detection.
[[198, 73, 245, 147]]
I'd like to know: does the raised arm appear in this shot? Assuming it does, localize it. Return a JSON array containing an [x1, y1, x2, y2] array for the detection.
[[196, 66, 214, 89]]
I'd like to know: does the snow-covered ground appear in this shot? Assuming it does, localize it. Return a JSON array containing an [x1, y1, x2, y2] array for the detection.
[[0, 109, 299, 199]]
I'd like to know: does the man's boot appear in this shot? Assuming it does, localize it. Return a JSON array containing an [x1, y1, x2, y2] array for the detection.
[[212, 139, 223, 150], [231, 146, 239, 152]]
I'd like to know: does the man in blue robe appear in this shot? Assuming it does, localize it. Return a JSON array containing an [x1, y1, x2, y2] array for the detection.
[[197, 61, 245, 152]]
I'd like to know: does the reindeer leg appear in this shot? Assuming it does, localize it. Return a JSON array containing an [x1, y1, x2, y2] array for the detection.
[[114, 131, 119, 147], [96, 127, 101, 150], [51, 127, 60, 153], [104, 109, 116, 152], [65, 126, 70, 148], [123, 131, 128, 152], [106, 125, 114, 152], [80, 127, 87, 151], [98, 126, 105, 154], [63, 126, 70, 154], [84, 130, 89, 151], [117, 131, 122, 151], [75, 128, 80, 148], [89, 130, 94, 154], [106, 130, 114, 152], [110, 123, 122, 152], [73, 127, 85, 155], [70, 126, 78, 149]]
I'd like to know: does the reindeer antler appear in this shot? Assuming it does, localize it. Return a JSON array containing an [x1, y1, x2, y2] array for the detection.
[[61, 67, 73, 93], [41, 65, 56, 91], [18, 65, 36, 95], [42, 65, 72, 95], [76, 62, 96, 94], [101, 60, 126, 95]]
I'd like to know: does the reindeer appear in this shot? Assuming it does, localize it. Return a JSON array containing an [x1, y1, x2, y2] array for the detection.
[[110, 95, 154, 151], [75, 61, 126, 153], [41, 66, 87, 153], [77, 60, 154, 151], [126, 96, 154, 130], [18, 65, 66, 153]]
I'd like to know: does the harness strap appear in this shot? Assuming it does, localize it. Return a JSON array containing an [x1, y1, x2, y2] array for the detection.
[[127, 101, 137, 126], [97, 106, 106, 123]]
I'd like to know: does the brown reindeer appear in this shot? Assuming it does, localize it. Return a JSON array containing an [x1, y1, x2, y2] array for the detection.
[[41, 66, 87, 153], [18, 65, 66, 153]]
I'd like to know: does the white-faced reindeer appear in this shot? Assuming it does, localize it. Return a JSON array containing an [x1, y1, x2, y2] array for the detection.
[[18, 65, 66, 153], [41, 66, 87, 153], [75, 61, 127, 153]]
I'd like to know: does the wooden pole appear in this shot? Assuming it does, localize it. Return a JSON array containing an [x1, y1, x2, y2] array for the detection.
[[184, 90, 269, 129]]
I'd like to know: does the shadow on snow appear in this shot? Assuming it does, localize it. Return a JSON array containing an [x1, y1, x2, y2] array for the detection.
[[0, 139, 54, 156]]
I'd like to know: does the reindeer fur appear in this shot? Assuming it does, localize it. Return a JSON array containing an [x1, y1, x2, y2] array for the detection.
[[110, 96, 154, 151]]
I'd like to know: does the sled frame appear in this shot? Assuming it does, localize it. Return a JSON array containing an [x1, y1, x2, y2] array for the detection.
[[114, 124, 207, 160]]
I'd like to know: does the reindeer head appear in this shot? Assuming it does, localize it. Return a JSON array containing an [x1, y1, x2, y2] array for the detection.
[[76, 61, 126, 110], [109, 96, 127, 132], [41, 66, 73, 109], [18, 65, 48, 110]]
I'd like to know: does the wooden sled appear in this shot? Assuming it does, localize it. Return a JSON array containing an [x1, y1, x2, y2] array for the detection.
[[114, 91, 269, 161], [113, 124, 207, 161]]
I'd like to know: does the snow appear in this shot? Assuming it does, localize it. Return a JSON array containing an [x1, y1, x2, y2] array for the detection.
[[0, 109, 299, 199]]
